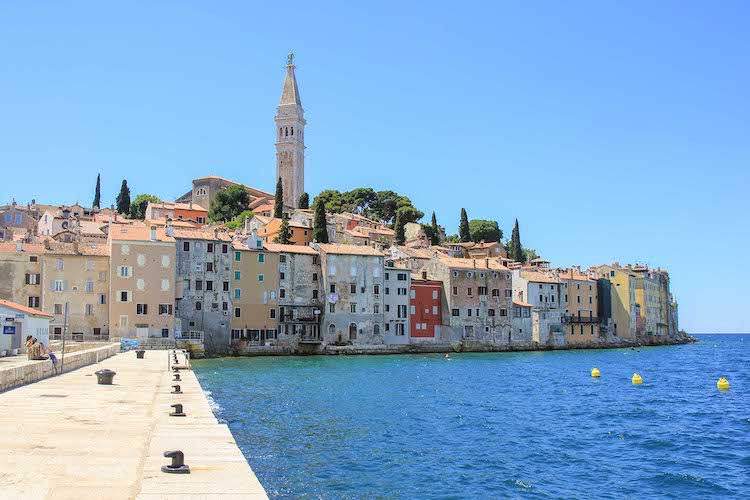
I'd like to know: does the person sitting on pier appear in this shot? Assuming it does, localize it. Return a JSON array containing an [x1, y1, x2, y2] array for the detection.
[[24, 335, 33, 360]]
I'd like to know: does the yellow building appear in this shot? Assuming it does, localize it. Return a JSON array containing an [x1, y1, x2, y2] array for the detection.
[[559, 269, 599, 344], [230, 233, 280, 344], [41, 241, 110, 339], [0, 242, 44, 312], [594, 264, 637, 341], [108, 225, 176, 340], [633, 266, 669, 339]]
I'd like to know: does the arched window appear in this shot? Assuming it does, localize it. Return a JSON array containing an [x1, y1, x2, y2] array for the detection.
[[279, 127, 282, 138], [374, 324, 380, 336], [349, 323, 358, 341], [328, 324, 336, 337]]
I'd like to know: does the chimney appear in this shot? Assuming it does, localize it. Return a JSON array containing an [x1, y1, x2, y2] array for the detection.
[[472, 259, 476, 268], [150, 226, 157, 241], [485, 257, 489, 269], [213, 228, 219, 240], [44, 239, 51, 250], [15, 241, 22, 252], [189, 200, 193, 210], [421, 270, 427, 280], [165, 218, 174, 237]]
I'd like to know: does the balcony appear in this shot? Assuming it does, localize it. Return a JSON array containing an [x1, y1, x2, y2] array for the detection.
[[563, 315, 600, 324]]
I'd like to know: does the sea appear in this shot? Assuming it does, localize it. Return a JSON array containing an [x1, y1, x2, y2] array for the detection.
[[192, 334, 749, 499]]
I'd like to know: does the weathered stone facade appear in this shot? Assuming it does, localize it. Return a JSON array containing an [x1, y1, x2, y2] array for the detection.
[[512, 268, 564, 346], [174, 230, 233, 354], [275, 57, 305, 208], [383, 266, 410, 344], [0, 243, 44, 313]]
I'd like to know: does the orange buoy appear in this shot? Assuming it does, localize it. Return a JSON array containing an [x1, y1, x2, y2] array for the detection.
[[445, 354, 450, 359]]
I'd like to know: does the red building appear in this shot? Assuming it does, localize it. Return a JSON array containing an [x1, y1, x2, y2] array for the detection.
[[410, 278, 443, 340]]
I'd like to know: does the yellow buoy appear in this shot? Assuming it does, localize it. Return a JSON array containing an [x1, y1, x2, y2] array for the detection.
[[632, 373, 643, 385], [717, 377, 730, 390], [591, 368, 601, 378]]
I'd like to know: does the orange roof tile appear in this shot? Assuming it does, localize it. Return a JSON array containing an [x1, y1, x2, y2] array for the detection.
[[0, 243, 45, 254], [109, 226, 175, 243], [520, 270, 561, 283], [513, 300, 533, 308], [263, 243, 319, 255], [317, 243, 385, 257], [0, 299, 54, 318], [148, 201, 207, 212], [436, 255, 509, 270], [172, 229, 232, 241]]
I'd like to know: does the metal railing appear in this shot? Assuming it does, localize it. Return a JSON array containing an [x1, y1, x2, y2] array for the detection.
[[177, 331, 204, 341], [563, 315, 600, 324]]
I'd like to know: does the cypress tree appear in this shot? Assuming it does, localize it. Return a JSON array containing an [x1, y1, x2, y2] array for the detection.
[[116, 180, 131, 215], [298, 192, 310, 210], [313, 201, 329, 243], [395, 211, 406, 245], [510, 219, 523, 262], [430, 211, 440, 246], [93, 174, 101, 209], [274, 177, 284, 218], [458, 208, 470, 242], [275, 215, 292, 244]]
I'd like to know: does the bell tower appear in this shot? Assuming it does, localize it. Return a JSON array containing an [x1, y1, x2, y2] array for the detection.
[[275, 51, 306, 209]]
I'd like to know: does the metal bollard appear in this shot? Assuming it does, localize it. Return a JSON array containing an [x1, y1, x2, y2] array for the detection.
[[161, 450, 190, 474], [170, 403, 186, 417], [171, 384, 182, 394], [173, 373, 181, 381]]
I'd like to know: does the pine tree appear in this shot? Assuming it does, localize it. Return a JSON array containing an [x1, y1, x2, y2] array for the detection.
[[459, 208, 470, 242], [430, 212, 440, 246], [510, 219, 524, 262], [274, 177, 284, 218], [298, 192, 310, 209], [116, 180, 131, 215], [93, 174, 101, 209], [395, 211, 406, 245], [275, 215, 292, 244], [313, 201, 329, 243]]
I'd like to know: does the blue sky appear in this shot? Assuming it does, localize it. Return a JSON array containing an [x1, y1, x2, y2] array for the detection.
[[1, 1, 748, 333]]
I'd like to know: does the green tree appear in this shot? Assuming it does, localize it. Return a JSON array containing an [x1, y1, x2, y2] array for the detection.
[[298, 192, 310, 209], [274, 215, 292, 244], [523, 247, 539, 262], [430, 211, 440, 246], [93, 174, 101, 209], [209, 184, 250, 222], [225, 210, 255, 230], [341, 187, 377, 216], [469, 219, 502, 243], [274, 177, 284, 218], [129, 194, 161, 220], [395, 211, 406, 245], [445, 234, 460, 243], [313, 199, 329, 243], [116, 180, 131, 215], [459, 208, 470, 242], [311, 188, 423, 226], [509, 219, 523, 262], [312, 190, 345, 214]]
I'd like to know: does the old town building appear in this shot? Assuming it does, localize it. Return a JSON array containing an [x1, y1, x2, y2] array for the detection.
[[383, 264, 410, 344], [512, 268, 564, 346], [559, 268, 600, 345], [409, 275, 443, 343], [275, 52, 306, 208], [0, 242, 44, 312]]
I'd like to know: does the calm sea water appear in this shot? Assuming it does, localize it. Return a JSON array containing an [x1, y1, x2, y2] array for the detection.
[[193, 335, 749, 499]]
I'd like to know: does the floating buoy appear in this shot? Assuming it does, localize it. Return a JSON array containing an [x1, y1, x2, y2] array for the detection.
[[445, 354, 450, 359], [591, 368, 601, 378], [717, 377, 730, 390], [632, 373, 643, 385]]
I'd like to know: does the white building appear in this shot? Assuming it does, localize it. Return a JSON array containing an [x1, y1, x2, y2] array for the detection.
[[383, 265, 410, 345], [0, 299, 53, 355]]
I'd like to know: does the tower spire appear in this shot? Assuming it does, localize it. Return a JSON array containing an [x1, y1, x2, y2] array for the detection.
[[279, 52, 301, 107], [275, 52, 306, 209]]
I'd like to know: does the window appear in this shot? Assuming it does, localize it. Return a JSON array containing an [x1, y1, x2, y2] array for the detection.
[[118, 266, 131, 278], [385, 287, 390, 295], [330, 284, 336, 293], [313, 272, 318, 282], [234, 307, 241, 318], [589, 296, 593, 304], [467, 309, 472, 317], [136, 303, 148, 315], [492, 289, 499, 297], [159, 304, 172, 315], [452, 286, 458, 296], [539, 294, 543, 302], [397, 273, 407, 281], [222, 244, 228, 254], [195, 279, 204, 291], [137, 254, 146, 267], [183, 242, 190, 251], [312, 288, 319, 300], [452, 308, 459, 317], [270, 308, 276, 319], [452, 271, 458, 277], [279, 254, 287, 263], [98, 271, 107, 282], [488, 308, 495, 317], [500, 308, 508, 317], [206, 262, 214, 272], [206, 280, 214, 291], [99, 294, 106, 305], [85, 279, 94, 293], [350, 304, 357, 313], [207, 243, 214, 253], [25, 273, 40, 285], [350, 283, 357, 294], [280, 288, 286, 299], [53, 280, 64, 292], [234, 289, 241, 299], [196, 301, 202, 311], [258, 253, 265, 263], [86, 259, 95, 271], [467, 288, 473, 296], [161, 279, 170, 291], [119, 291, 130, 302], [374, 303, 380, 314], [610, 270, 615, 277], [433, 305, 438, 314], [119, 315, 128, 328], [551, 295, 555, 303], [280, 271, 285, 280], [410, 289, 416, 299], [258, 274, 265, 282], [221, 281, 229, 292], [478, 286, 487, 296], [410, 305, 416, 315], [55, 258, 64, 270], [399, 305, 408, 318], [54, 303, 63, 315], [374, 284, 380, 295], [329, 303, 335, 313], [162, 328, 169, 338], [93, 328, 101, 336], [577, 295, 581, 304], [30, 255, 38, 263], [28, 296, 40, 308], [234, 271, 241, 280], [505, 289, 512, 298], [398, 287, 407, 296], [234, 251, 241, 261]]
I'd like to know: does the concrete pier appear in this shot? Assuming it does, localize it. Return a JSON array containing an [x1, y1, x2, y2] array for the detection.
[[0, 350, 267, 499]]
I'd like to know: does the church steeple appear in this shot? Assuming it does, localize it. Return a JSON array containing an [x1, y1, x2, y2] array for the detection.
[[275, 51, 306, 209]]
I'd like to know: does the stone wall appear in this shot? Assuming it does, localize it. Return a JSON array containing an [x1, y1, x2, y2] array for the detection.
[[0, 342, 119, 392]]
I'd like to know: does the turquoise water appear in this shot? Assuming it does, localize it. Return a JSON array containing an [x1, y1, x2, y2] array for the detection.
[[193, 335, 750, 498]]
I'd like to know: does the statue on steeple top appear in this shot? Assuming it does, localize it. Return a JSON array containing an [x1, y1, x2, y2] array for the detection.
[[287, 51, 295, 66]]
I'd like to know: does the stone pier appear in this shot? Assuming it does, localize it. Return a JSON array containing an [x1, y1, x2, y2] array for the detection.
[[0, 350, 267, 499]]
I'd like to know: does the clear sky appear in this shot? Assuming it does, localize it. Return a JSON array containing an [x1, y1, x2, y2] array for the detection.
[[1, 1, 748, 333]]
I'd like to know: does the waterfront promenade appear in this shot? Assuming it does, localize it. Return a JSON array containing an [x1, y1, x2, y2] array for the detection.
[[0, 350, 267, 499]]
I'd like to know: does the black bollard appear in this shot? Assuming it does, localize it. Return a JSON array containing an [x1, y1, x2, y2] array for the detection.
[[161, 450, 190, 474], [95, 369, 116, 385], [173, 373, 181, 381], [170, 403, 186, 417], [171, 384, 182, 394], [136, 349, 145, 359]]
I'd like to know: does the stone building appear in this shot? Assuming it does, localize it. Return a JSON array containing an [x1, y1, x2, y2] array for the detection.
[[230, 232, 280, 346], [388, 246, 435, 272], [264, 243, 322, 351], [275, 52, 306, 208], [145, 201, 208, 224], [422, 256, 513, 345], [0, 201, 39, 230], [174, 229, 233, 354], [175, 175, 273, 216], [409, 275, 443, 344], [108, 225, 176, 340], [383, 265, 410, 344], [559, 268, 600, 345], [512, 268, 564, 346], [40, 241, 110, 339], [592, 264, 637, 340], [0, 242, 44, 312], [511, 300, 534, 345], [317, 244, 385, 345]]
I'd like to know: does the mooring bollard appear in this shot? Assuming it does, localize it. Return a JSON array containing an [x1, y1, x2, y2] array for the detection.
[[136, 349, 145, 359], [173, 373, 181, 381], [95, 369, 116, 385], [170, 403, 186, 417], [161, 450, 190, 474], [172, 384, 182, 394]]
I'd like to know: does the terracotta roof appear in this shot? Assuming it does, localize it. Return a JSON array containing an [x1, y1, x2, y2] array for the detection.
[[232, 240, 266, 252], [0, 243, 45, 254], [43, 241, 109, 256], [248, 197, 271, 210], [148, 201, 207, 212], [109, 226, 175, 243], [520, 270, 561, 283], [355, 226, 395, 236], [263, 243, 319, 255], [436, 255, 509, 270], [172, 229, 232, 241], [193, 176, 274, 198], [558, 270, 595, 282], [0, 299, 54, 318], [513, 300, 533, 308], [252, 203, 276, 213], [471, 241, 501, 249], [396, 246, 435, 259], [344, 229, 369, 239], [145, 219, 199, 229], [317, 244, 385, 257], [449, 242, 476, 248]]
